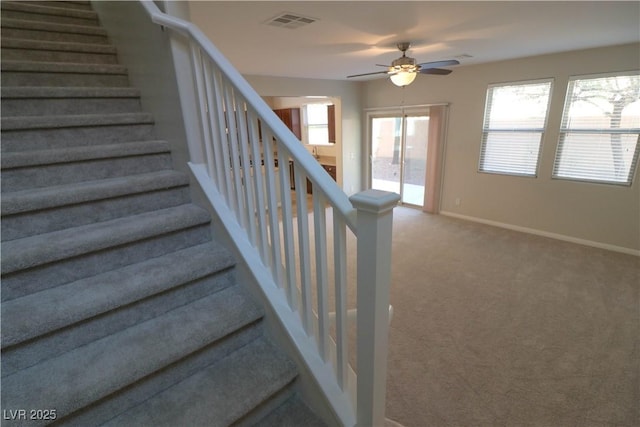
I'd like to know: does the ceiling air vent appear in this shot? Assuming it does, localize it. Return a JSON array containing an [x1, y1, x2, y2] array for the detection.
[[265, 12, 318, 29]]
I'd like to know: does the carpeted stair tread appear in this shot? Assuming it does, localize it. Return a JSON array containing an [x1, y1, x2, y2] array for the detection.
[[1, 170, 189, 216], [1, 87, 142, 116], [1, 112, 152, 131], [1, 86, 139, 99], [1, 285, 264, 424], [26, 1, 92, 11], [1, 38, 117, 54], [0, 17, 108, 37], [102, 337, 297, 427], [1, 60, 127, 75], [1, 1, 99, 21], [1, 241, 236, 347], [1, 120, 155, 152], [1, 140, 168, 169], [1, 204, 211, 275], [254, 396, 328, 427]]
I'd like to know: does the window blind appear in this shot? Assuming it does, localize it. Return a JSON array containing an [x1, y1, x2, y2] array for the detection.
[[553, 73, 640, 185], [479, 80, 553, 176]]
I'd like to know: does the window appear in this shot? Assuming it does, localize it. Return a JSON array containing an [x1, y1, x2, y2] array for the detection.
[[553, 72, 640, 185], [303, 103, 331, 145], [479, 79, 553, 176]]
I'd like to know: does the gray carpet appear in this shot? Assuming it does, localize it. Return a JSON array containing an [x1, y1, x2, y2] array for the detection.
[[384, 207, 639, 426]]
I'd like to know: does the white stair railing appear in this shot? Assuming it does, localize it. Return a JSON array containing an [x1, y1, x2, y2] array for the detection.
[[139, 2, 400, 426]]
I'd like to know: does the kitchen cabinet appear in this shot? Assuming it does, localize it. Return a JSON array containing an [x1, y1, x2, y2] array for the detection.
[[273, 108, 301, 140], [322, 163, 336, 180], [327, 104, 336, 143], [306, 162, 337, 194]]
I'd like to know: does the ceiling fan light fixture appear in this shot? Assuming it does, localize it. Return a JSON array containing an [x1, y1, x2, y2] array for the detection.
[[346, 42, 458, 84], [389, 70, 417, 87], [388, 53, 418, 86]]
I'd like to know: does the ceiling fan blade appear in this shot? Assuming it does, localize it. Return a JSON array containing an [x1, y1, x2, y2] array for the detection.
[[375, 64, 391, 67], [419, 68, 453, 75], [418, 59, 460, 69], [347, 70, 389, 78]]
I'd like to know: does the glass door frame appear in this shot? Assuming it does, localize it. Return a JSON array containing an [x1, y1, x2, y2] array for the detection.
[[366, 107, 430, 207]]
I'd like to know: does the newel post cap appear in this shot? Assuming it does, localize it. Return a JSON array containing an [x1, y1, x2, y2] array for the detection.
[[350, 189, 400, 214]]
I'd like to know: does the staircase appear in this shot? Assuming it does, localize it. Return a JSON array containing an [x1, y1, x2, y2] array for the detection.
[[0, 2, 326, 425]]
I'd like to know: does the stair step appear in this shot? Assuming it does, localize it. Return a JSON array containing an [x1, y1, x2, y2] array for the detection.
[[1, 111, 147, 131], [0, 60, 127, 77], [1, 204, 211, 276], [1, 1, 99, 27], [1, 86, 139, 99], [2, 222, 213, 301], [2, 170, 190, 240], [2, 86, 139, 99], [1, 169, 187, 215], [26, 1, 93, 12], [1, 285, 264, 425], [2, 139, 167, 168], [1, 38, 118, 64], [2, 241, 234, 350], [1, 114, 155, 152], [2, 140, 172, 192], [102, 336, 297, 427], [2, 86, 140, 116], [253, 396, 328, 427], [1, 17, 109, 44], [61, 324, 266, 427], [1, 60, 129, 87]]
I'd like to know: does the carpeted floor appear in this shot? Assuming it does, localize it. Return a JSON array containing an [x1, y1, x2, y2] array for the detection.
[[384, 207, 639, 427]]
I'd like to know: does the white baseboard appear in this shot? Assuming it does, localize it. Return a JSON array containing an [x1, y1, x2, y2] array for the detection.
[[439, 210, 640, 257]]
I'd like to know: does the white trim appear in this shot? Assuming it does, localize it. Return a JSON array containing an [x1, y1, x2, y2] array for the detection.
[[440, 210, 640, 256], [567, 69, 640, 81], [486, 76, 555, 89], [364, 102, 449, 112]]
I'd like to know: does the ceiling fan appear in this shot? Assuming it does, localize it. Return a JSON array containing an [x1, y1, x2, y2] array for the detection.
[[347, 42, 459, 87]]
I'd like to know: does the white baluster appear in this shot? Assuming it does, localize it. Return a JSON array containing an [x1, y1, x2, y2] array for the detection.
[[247, 110, 270, 264], [333, 215, 349, 390], [261, 132, 284, 287], [313, 191, 329, 361], [277, 145, 297, 306], [235, 99, 257, 243]]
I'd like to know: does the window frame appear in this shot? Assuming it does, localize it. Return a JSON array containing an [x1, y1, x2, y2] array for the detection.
[[552, 71, 640, 186], [302, 103, 332, 146], [478, 78, 554, 177]]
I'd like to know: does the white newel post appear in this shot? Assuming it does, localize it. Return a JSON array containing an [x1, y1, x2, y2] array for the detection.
[[350, 189, 400, 427]]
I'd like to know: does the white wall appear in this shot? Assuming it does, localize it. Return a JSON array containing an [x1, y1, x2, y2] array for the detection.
[[244, 75, 365, 195], [364, 43, 640, 253], [91, 1, 190, 173]]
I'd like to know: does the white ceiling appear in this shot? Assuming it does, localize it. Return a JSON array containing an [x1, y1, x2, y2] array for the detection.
[[187, 1, 640, 81]]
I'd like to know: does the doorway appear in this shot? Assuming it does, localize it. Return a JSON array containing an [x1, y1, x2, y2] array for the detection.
[[369, 111, 429, 207]]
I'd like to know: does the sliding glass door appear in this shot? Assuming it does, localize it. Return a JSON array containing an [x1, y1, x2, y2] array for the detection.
[[370, 112, 429, 206]]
